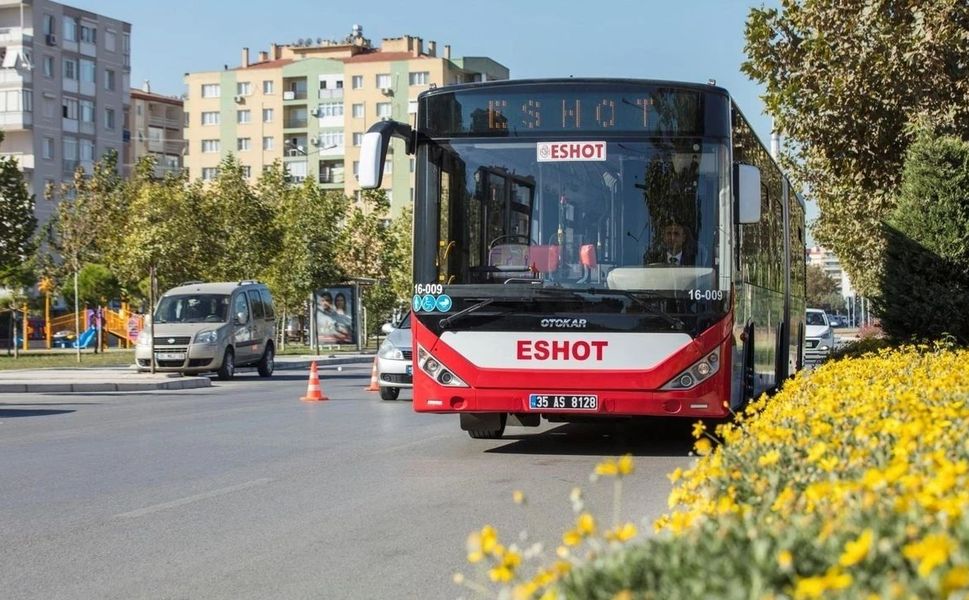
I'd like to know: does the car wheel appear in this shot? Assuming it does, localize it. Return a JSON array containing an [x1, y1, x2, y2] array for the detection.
[[257, 344, 274, 377], [216, 348, 235, 380], [379, 386, 400, 401]]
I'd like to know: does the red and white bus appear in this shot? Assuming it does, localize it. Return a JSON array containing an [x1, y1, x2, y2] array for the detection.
[[360, 79, 806, 439]]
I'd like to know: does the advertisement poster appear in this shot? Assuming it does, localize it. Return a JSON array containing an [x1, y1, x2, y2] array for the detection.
[[314, 287, 355, 345]]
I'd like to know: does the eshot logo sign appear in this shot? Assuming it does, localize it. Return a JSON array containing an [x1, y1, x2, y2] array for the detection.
[[413, 293, 452, 313], [537, 141, 607, 162]]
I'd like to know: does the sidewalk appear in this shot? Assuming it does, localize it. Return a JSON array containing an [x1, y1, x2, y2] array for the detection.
[[0, 354, 374, 394]]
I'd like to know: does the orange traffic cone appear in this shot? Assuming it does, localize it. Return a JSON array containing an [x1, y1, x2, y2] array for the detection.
[[365, 358, 380, 392], [301, 361, 329, 402]]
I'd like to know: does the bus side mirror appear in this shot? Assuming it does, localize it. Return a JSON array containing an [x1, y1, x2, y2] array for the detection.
[[735, 163, 762, 224], [358, 120, 415, 189], [358, 132, 386, 189]]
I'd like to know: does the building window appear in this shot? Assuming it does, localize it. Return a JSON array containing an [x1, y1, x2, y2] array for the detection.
[[237, 82, 252, 96], [42, 56, 54, 78], [63, 58, 76, 80], [201, 167, 218, 181], [105, 30, 117, 52], [376, 102, 392, 118], [352, 161, 359, 177], [201, 84, 220, 98], [62, 97, 78, 120], [62, 16, 77, 42], [384, 159, 393, 175], [376, 74, 391, 89], [262, 136, 273, 150], [42, 137, 54, 160], [351, 103, 364, 118], [80, 25, 96, 44], [408, 71, 429, 85], [237, 137, 251, 151], [201, 139, 220, 153], [263, 80, 274, 94], [237, 109, 251, 124], [317, 102, 343, 118], [320, 131, 343, 147], [80, 139, 95, 162], [262, 108, 273, 123], [409, 158, 415, 173], [80, 59, 95, 83], [104, 107, 115, 129], [104, 69, 116, 91], [201, 111, 220, 125], [351, 75, 363, 89], [352, 132, 363, 146], [241, 165, 252, 178], [44, 14, 55, 35], [80, 99, 94, 123]]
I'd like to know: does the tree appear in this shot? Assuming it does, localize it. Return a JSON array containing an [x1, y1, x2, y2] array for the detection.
[[261, 164, 349, 327], [743, 1, 969, 294], [204, 155, 279, 281], [0, 131, 37, 284], [111, 158, 215, 302], [874, 129, 969, 343], [805, 264, 843, 312], [336, 191, 398, 338]]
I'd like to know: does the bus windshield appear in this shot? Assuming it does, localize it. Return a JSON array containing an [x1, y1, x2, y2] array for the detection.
[[422, 138, 727, 296]]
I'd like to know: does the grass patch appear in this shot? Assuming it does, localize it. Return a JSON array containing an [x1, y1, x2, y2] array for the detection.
[[0, 350, 135, 370]]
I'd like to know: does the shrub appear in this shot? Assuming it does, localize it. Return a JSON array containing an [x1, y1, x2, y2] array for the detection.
[[557, 347, 969, 599], [874, 130, 969, 344]]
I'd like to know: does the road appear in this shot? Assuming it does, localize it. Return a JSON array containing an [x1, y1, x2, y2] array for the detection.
[[0, 364, 696, 599]]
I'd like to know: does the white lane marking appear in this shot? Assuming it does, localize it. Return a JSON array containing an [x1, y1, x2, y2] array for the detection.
[[115, 478, 273, 518]]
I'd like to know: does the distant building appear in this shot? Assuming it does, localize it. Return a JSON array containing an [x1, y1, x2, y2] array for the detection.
[[182, 25, 508, 216], [0, 0, 130, 223], [124, 81, 184, 178], [807, 245, 844, 293]]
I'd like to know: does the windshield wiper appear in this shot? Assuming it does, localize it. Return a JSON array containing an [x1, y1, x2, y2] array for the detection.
[[438, 298, 495, 330], [578, 289, 685, 330]]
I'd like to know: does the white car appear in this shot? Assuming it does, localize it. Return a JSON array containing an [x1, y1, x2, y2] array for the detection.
[[804, 308, 835, 365], [376, 312, 413, 400]]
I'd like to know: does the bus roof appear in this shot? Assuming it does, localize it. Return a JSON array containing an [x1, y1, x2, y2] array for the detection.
[[417, 77, 730, 101]]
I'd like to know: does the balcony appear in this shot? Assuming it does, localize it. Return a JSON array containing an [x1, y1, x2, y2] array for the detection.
[[0, 68, 30, 86], [0, 26, 31, 43], [318, 88, 343, 100], [0, 151, 33, 169], [283, 117, 307, 130], [0, 110, 30, 129]]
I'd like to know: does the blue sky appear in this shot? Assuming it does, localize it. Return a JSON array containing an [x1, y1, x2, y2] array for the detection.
[[77, 0, 815, 227]]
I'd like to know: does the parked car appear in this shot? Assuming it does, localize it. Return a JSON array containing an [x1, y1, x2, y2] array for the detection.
[[134, 280, 277, 380], [376, 311, 413, 400], [804, 308, 835, 365]]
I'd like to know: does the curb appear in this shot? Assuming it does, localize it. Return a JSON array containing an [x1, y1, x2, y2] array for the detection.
[[0, 377, 211, 394], [273, 356, 374, 370]]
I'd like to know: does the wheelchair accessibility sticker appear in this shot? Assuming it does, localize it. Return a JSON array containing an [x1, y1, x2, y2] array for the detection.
[[413, 293, 452, 313]]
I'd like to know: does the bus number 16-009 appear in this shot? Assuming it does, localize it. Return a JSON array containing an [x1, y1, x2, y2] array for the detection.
[[689, 289, 725, 301]]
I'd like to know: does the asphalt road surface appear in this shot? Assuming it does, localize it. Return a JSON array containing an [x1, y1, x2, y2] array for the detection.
[[0, 364, 697, 599]]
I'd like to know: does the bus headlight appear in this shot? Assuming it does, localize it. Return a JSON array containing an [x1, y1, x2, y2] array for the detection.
[[417, 344, 468, 387], [661, 349, 721, 391]]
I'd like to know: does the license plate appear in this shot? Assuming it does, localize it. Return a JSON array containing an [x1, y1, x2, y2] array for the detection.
[[528, 394, 598, 411], [156, 352, 185, 361], [406, 365, 413, 376]]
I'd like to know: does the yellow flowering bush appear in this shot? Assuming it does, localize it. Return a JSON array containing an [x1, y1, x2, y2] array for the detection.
[[558, 346, 969, 599], [454, 456, 641, 600]]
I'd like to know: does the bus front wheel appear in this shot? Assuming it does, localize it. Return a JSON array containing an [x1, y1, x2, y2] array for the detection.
[[461, 413, 506, 439]]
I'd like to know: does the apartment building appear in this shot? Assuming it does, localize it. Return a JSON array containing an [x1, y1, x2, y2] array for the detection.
[[183, 25, 508, 216], [807, 245, 844, 293], [0, 0, 130, 224], [124, 80, 184, 178]]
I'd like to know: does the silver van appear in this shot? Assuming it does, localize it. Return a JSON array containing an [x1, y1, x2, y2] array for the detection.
[[135, 281, 276, 379]]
